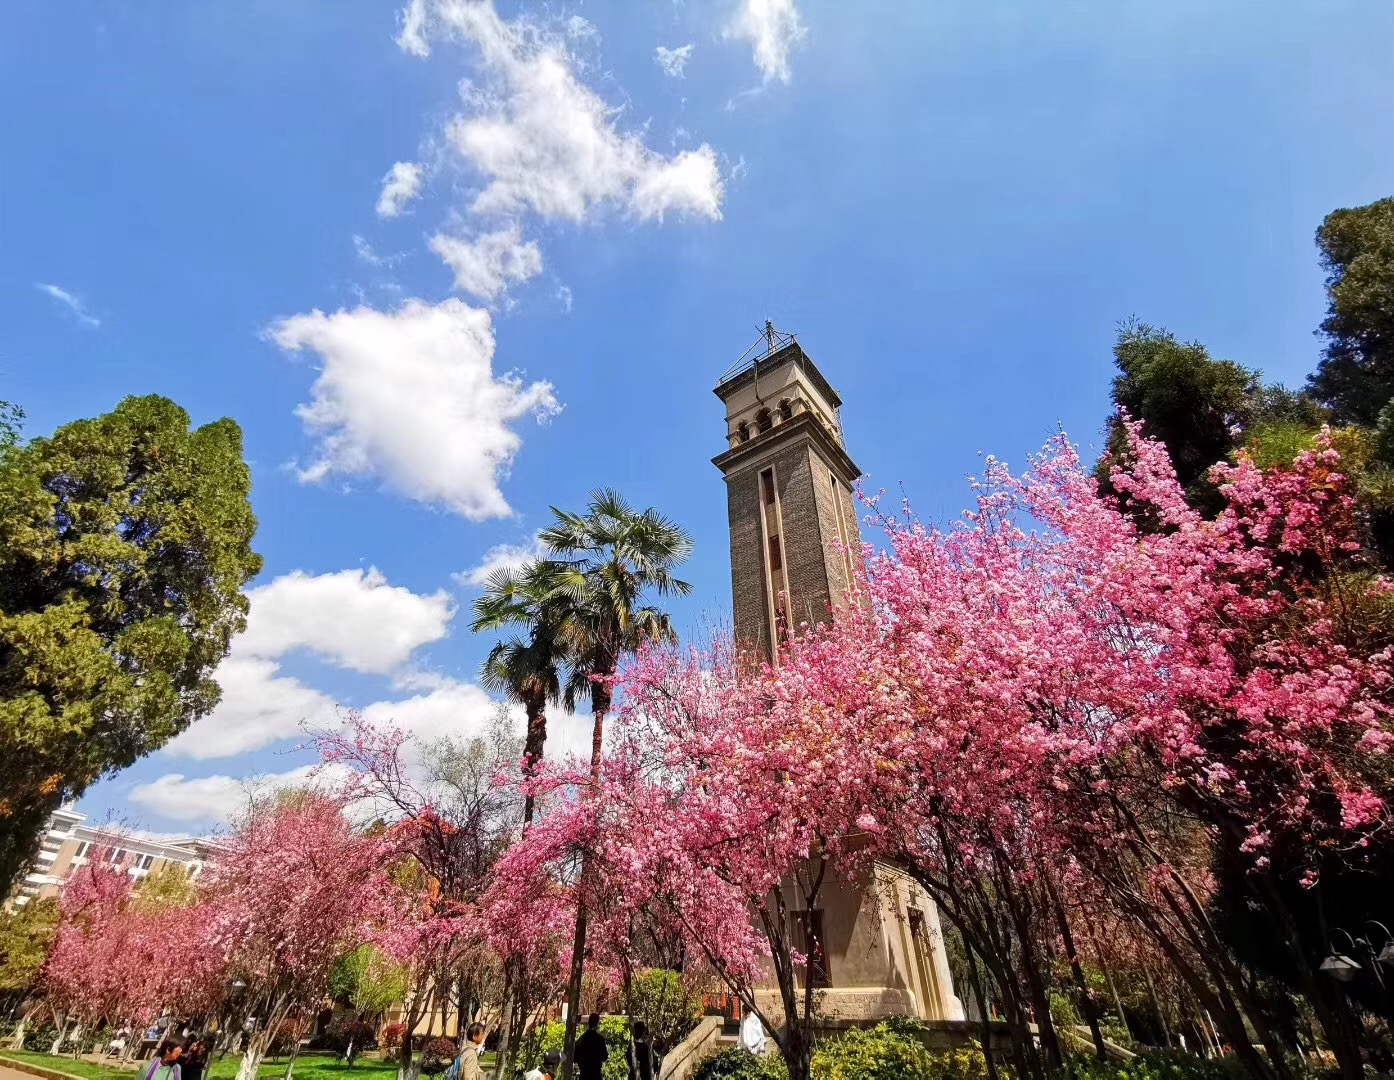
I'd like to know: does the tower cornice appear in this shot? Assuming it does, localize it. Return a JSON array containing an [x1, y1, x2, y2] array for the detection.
[[711, 410, 861, 485], [713, 341, 843, 410]]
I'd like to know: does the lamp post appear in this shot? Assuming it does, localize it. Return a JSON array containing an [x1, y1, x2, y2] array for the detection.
[[1321, 923, 1394, 989]]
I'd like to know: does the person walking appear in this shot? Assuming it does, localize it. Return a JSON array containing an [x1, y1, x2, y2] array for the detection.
[[739, 1012, 766, 1056], [524, 1050, 562, 1080], [455, 1022, 487, 1080], [625, 1021, 658, 1080], [179, 1039, 208, 1080], [574, 1015, 608, 1080], [142, 1041, 183, 1080]]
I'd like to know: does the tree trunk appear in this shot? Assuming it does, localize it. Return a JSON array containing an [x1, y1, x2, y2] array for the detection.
[[560, 904, 589, 1080], [520, 699, 547, 828], [561, 697, 607, 1080], [398, 1028, 422, 1080], [493, 960, 517, 1080], [9, 1017, 24, 1051], [283, 1037, 302, 1080], [236, 1027, 274, 1080], [964, 944, 999, 1080], [49, 1017, 71, 1056], [1045, 874, 1105, 1060]]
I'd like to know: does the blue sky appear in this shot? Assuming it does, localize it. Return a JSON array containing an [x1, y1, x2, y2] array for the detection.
[[3, 0, 1393, 833]]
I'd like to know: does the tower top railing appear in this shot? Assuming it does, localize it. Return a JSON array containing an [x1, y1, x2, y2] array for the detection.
[[717, 320, 798, 386]]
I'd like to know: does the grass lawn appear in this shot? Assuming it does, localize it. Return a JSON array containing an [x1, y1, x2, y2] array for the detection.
[[0, 1052, 400, 1080]]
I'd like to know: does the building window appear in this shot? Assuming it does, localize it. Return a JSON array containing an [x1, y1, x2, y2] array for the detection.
[[778, 398, 793, 422], [737, 422, 750, 443], [768, 534, 782, 572], [756, 408, 773, 433], [109, 848, 126, 864], [796, 910, 831, 989], [73, 841, 90, 859], [760, 469, 776, 506], [134, 854, 154, 871], [830, 470, 856, 589]]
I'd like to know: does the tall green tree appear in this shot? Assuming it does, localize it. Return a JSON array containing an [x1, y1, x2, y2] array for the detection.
[[1102, 320, 1259, 503], [471, 562, 566, 828], [0, 395, 261, 892], [0, 896, 58, 1005], [1308, 196, 1394, 427], [537, 489, 692, 1080], [1099, 320, 1322, 512]]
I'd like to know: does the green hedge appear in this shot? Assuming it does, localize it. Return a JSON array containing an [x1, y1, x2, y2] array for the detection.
[[692, 1046, 788, 1080], [692, 1020, 1254, 1080]]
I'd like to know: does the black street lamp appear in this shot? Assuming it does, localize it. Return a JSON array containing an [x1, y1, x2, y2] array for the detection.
[[1322, 923, 1394, 989]]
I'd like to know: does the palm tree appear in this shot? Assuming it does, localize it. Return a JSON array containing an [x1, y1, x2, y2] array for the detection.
[[539, 488, 694, 776], [471, 562, 566, 828], [538, 489, 693, 1079], [471, 561, 570, 1080]]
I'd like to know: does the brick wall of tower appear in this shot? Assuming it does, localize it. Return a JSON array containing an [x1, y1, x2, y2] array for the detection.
[[725, 464, 769, 655], [726, 439, 842, 655]]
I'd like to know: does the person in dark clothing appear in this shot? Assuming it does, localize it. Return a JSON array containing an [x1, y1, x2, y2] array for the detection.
[[574, 1014, 608, 1080], [179, 1039, 208, 1080], [626, 1021, 659, 1080]]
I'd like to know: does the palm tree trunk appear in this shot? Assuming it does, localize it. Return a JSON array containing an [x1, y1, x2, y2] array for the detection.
[[521, 698, 547, 828], [561, 698, 607, 1080]]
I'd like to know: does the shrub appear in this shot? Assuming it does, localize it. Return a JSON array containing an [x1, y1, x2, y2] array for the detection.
[[521, 1018, 632, 1080], [21, 1021, 58, 1052], [1047, 1050, 1256, 1080], [692, 1045, 788, 1080], [420, 1037, 459, 1076], [381, 1023, 407, 1052], [630, 969, 704, 1055], [811, 1022, 934, 1080]]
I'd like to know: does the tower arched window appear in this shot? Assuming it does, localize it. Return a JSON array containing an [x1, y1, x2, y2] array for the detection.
[[737, 422, 750, 443], [756, 408, 773, 433], [778, 398, 793, 422]]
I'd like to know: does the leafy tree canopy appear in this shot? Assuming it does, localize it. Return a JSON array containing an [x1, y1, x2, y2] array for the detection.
[[0, 896, 58, 994], [1100, 320, 1323, 513], [1309, 196, 1394, 426], [131, 863, 197, 913], [0, 395, 261, 892]]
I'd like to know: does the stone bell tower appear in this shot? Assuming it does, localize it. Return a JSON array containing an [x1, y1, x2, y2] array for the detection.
[[712, 323, 864, 659], [710, 325, 965, 1025]]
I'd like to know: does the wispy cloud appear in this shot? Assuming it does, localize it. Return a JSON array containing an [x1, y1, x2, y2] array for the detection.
[[725, 0, 805, 86], [35, 282, 100, 328], [655, 43, 695, 79]]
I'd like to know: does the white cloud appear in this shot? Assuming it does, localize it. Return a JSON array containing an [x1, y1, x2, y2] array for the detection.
[[271, 298, 559, 520], [453, 534, 546, 587], [400, 0, 724, 224], [166, 655, 340, 760], [129, 765, 332, 825], [240, 567, 454, 674], [725, 0, 805, 85], [35, 283, 100, 328], [168, 566, 456, 759], [361, 679, 506, 746], [429, 223, 543, 301], [555, 285, 573, 313], [376, 161, 424, 217], [655, 43, 695, 78]]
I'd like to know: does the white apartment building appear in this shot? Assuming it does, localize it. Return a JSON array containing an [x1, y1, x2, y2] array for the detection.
[[10, 806, 214, 908]]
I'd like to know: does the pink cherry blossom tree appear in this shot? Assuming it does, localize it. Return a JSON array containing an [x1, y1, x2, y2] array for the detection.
[[753, 422, 1392, 1079], [311, 714, 525, 1080], [201, 790, 395, 1080], [42, 850, 151, 1054], [561, 420, 1391, 1080]]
